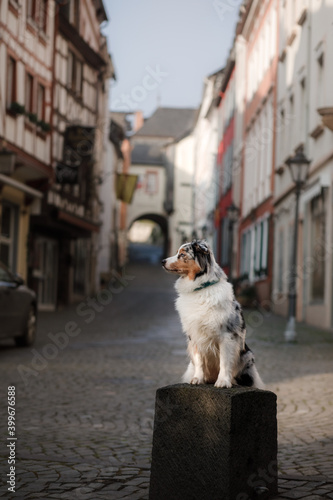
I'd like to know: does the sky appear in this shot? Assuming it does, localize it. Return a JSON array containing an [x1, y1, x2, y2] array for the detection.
[[102, 0, 242, 118]]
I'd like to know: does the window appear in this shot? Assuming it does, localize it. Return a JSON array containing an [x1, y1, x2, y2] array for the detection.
[[222, 144, 233, 194], [240, 230, 251, 278], [25, 73, 34, 113], [310, 194, 326, 301], [36, 83, 45, 120], [60, 0, 80, 30], [67, 51, 74, 87], [67, 50, 83, 96], [240, 217, 269, 282], [27, 0, 37, 20], [146, 172, 158, 195], [277, 230, 284, 292], [6, 56, 16, 108], [0, 202, 18, 272], [38, 0, 48, 32], [75, 59, 83, 95], [220, 217, 229, 267], [0, 265, 12, 283], [300, 77, 306, 140], [317, 52, 324, 108]]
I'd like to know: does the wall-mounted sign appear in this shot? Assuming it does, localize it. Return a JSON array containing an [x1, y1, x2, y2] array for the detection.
[[55, 163, 78, 184], [56, 125, 95, 184], [116, 174, 138, 204], [48, 189, 85, 217]]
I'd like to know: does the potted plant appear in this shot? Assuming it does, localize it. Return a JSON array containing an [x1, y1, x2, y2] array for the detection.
[[26, 112, 38, 124], [37, 120, 51, 133], [8, 102, 25, 115]]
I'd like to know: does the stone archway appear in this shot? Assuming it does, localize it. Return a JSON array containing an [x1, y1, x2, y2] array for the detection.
[[128, 213, 169, 261]]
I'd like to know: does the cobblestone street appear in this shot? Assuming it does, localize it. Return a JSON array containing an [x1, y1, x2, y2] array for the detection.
[[0, 263, 333, 499]]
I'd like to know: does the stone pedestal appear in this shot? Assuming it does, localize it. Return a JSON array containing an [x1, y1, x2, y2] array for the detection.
[[149, 384, 277, 500]]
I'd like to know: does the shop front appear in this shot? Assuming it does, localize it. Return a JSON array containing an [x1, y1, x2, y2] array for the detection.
[[29, 187, 99, 309]]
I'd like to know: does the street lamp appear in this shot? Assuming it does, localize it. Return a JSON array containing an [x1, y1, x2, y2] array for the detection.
[[284, 150, 311, 342], [226, 202, 239, 283], [0, 149, 16, 175]]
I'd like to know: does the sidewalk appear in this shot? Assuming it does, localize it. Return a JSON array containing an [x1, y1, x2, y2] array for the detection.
[[245, 310, 333, 499], [0, 264, 332, 499]]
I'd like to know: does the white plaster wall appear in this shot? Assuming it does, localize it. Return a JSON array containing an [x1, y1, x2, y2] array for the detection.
[[193, 78, 219, 243], [170, 134, 195, 254], [274, 0, 333, 328], [127, 165, 166, 227], [0, 0, 54, 165]]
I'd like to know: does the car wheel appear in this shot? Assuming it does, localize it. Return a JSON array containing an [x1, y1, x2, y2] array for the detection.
[[15, 306, 37, 347]]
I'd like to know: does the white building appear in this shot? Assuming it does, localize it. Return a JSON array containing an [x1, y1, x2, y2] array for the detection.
[[164, 131, 195, 255], [273, 0, 333, 329], [0, 0, 55, 285], [129, 107, 196, 257], [192, 69, 224, 253]]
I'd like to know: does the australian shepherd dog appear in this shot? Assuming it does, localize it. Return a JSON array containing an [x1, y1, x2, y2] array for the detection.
[[162, 240, 264, 389]]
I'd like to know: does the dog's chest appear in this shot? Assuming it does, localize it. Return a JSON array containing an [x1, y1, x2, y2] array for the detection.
[[176, 293, 230, 336]]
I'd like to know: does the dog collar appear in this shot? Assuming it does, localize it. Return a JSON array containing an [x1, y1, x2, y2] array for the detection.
[[193, 280, 220, 292]]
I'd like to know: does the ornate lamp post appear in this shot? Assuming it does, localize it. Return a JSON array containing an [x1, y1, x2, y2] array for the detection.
[[226, 202, 239, 283], [284, 150, 311, 342], [0, 148, 16, 175]]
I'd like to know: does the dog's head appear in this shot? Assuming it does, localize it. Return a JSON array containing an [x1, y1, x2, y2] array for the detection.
[[162, 240, 213, 280]]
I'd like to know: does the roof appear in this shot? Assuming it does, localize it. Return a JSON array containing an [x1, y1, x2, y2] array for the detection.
[[93, 0, 108, 22], [110, 112, 130, 131], [135, 107, 197, 139], [131, 140, 167, 165]]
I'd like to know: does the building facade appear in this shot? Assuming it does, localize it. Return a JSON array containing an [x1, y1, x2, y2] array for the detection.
[[164, 131, 195, 255], [273, 0, 333, 329], [129, 107, 196, 257], [215, 56, 235, 276], [0, 0, 112, 310], [0, 0, 55, 284], [237, 0, 279, 305], [192, 70, 224, 253]]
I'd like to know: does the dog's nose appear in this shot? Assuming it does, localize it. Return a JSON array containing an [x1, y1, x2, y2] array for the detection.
[[161, 259, 166, 266]]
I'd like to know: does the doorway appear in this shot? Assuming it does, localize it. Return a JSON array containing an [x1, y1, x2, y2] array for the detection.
[[34, 238, 58, 311]]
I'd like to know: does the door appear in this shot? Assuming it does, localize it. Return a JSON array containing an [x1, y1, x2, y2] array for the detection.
[[34, 238, 58, 311]]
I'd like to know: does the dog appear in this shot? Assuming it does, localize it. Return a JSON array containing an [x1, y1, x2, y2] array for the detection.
[[162, 239, 264, 389]]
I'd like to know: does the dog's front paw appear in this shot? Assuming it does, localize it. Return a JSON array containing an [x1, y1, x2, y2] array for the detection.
[[215, 377, 232, 388], [190, 377, 203, 385]]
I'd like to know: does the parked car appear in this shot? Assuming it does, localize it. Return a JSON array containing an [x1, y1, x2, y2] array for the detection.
[[0, 262, 37, 346]]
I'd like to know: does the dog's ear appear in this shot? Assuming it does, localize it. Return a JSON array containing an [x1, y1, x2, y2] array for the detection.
[[192, 240, 210, 255]]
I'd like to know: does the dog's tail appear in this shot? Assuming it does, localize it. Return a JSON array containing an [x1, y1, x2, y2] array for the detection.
[[235, 344, 265, 390]]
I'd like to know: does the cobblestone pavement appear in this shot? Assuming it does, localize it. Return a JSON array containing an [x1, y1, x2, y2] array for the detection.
[[0, 263, 332, 499]]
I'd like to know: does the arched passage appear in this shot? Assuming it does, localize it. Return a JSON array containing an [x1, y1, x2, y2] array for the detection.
[[128, 213, 168, 264]]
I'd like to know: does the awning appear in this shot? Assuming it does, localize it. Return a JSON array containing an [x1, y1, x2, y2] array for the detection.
[[116, 173, 138, 204], [58, 210, 100, 233], [0, 174, 43, 198]]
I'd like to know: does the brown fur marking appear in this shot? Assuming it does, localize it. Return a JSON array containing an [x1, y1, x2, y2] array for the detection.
[[169, 260, 201, 280]]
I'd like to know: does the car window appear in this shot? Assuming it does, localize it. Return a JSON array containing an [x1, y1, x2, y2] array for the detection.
[[0, 265, 13, 282]]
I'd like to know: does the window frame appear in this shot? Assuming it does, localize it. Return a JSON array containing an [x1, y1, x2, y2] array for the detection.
[[145, 171, 158, 195], [0, 201, 19, 273], [38, 0, 48, 33], [25, 72, 35, 114], [67, 49, 83, 98], [36, 82, 46, 121], [6, 55, 17, 109], [310, 194, 326, 302]]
